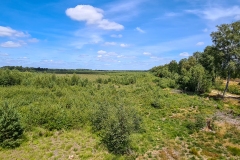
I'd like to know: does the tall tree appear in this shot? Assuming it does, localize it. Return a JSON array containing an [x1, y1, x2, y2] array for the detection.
[[168, 60, 179, 73], [198, 46, 221, 83], [211, 21, 240, 97]]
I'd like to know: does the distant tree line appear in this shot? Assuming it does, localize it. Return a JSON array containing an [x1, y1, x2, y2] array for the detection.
[[1, 66, 146, 74], [150, 21, 240, 96]]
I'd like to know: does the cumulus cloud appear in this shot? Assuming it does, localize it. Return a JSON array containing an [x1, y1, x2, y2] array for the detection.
[[196, 42, 204, 46], [0, 41, 22, 48], [0, 26, 29, 37], [111, 34, 122, 38], [97, 50, 107, 54], [143, 52, 151, 55], [66, 5, 124, 30], [136, 27, 145, 33], [120, 43, 129, 47], [105, 42, 116, 46], [179, 52, 190, 57], [186, 6, 240, 21]]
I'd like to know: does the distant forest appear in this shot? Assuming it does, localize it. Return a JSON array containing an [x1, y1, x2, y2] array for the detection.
[[0, 66, 146, 74]]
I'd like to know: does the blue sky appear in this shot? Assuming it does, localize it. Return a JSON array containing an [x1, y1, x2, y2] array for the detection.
[[0, 0, 240, 70]]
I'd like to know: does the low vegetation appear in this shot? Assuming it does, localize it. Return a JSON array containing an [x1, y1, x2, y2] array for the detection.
[[0, 21, 239, 159], [0, 69, 239, 159]]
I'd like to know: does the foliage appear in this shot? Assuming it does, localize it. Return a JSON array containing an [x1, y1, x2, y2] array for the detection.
[[151, 21, 240, 95], [21, 105, 74, 130], [185, 115, 205, 134], [0, 70, 239, 159], [0, 103, 24, 148], [151, 57, 211, 93], [92, 104, 141, 154], [211, 21, 240, 96], [0, 69, 22, 86], [227, 146, 240, 156], [0, 22, 239, 159]]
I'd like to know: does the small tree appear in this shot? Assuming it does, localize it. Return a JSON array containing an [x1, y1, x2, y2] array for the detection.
[[0, 103, 24, 148], [211, 21, 240, 97], [92, 104, 141, 154]]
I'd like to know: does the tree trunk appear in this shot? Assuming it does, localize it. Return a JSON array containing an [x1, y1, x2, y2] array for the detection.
[[222, 71, 230, 98]]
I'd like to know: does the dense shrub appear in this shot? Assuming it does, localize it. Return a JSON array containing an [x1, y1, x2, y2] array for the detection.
[[157, 78, 177, 89], [21, 105, 74, 130], [111, 75, 137, 85], [91, 104, 141, 154], [228, 85, 240, 95], [0, 69, 22, 86], [96, 77, 103, 83], [0, 103, 24, 148], [70, 73, 79, 85]]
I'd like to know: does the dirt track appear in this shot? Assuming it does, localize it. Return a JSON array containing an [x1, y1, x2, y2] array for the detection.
[[210, 90, 240, 98]]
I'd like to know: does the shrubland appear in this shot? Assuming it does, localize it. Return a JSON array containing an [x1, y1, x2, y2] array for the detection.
[[0, 21, 239, 159], [0, 69, 239, 159]]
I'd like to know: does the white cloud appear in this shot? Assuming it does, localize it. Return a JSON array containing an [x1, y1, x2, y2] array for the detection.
[[179, 52, 190, 57], [143, 52, 151, 55], [90, 35, 102, 43], [120, 43, 129, 47], [105, 42, 116, 45], [97, 55, 103, 58], [0, 26, 29, 37], [186, 6, 240, 20], [136, 27, 145, 33], [66, 5, 124, 30], [97, 50, 107, 54], [28, 38, 39, 43], [196, 42, 204, 46], [0, 41, 22, 48], [111, 34, 122, 38]]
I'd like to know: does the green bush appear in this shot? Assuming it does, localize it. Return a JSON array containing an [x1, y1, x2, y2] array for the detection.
[[21, 105, 74, 130], [0, 103, 24, 148], [96, 77, 103, 83], [228, 85, 240, 95], [195, 115, 205, 130], [227, 146, 240, 156], [185, 115, 205, 134], [91, 104, 141, 154], [0, 69, 22, 86], [71, 73, 79, 85], [102, 119, 130, 154], [151, 99, 163, 109]]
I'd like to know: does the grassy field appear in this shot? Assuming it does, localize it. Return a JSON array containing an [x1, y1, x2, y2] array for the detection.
[[0, 71, 239, 159]]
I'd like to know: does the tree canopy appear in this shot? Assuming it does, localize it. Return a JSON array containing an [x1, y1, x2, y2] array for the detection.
[[150, 21, 240, 96], [211, 21, 240, 96]]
